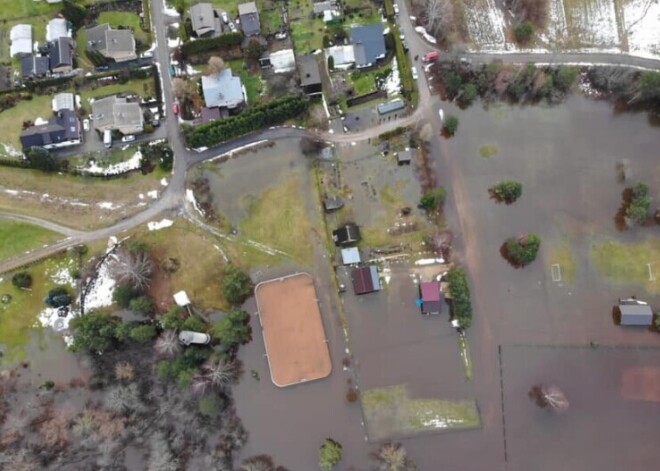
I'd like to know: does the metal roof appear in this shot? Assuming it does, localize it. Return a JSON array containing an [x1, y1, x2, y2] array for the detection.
[[239, 2, 260, 36], [341, 247, 361, 265], [420, 281, 441, 302], [46, 18, 70, 42], [299, 54, 321, 86], [351, 266, 381, 294], [350, 23, 385, 67], [377, 99, 405, 115], [201, 68, 245, 108], [620, 303, 653, 326]]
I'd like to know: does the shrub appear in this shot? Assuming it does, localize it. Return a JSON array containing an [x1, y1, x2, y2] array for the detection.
[[505, 234, 542, 266], [129, 296, 155, 316], [180, 32, 243, 58], [222, 265, 253, 306], [113, 284, 139, 308], [328, 55, 335, 70], [183, 95, 309, 148], [420, 187, 447, 212], [447, 268, 473, 328], [443, 115, 459, 135], [44, 286, 71, 308], [445, 72, 463, 98], [212, 309, 252, 349], [129, 324, 158, 344], [319, 438, 343, 470], [554, 66, 578, 92], [625, 182, 652, 225], [460, 83, 478, 106], [514, 21, 534, 43], [69, 312, 123, 353], [25, 147, 58, 172], [160, 306, 187, 330], [11, 272, 32, 289], [182, 316, 206, 332], [490, 181, 523, 203], [197, 394, 225, 419]]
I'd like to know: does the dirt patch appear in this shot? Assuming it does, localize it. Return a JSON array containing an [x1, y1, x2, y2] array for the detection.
[[255, 273, 332, 387]]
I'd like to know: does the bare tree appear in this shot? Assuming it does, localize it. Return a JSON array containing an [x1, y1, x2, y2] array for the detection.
[[147, 433, 179, 471], [240, 454, 275, 471], [192, 358, 243, 395], [529, 383, 569, 412], [424, 0, 454, 39], [111, 249, 153, 290], [104, 384, 142, 416], [172, 77, 198, 101], [371, 442, 417, 471], [208, 56, 226, 74], [154, 330, 182, 358]]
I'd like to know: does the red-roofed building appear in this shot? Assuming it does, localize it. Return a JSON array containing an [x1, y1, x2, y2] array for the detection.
[[420, 281, 442, 315]]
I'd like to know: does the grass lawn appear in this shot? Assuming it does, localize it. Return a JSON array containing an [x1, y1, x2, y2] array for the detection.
[[130, 220, 230, 311], [0, 221, 62, 262], [548, 238, 576, 283], [591, 238, 660, 293], [240, 175, 314, 265], [228, 60, 265, 105], [0, 94, 55, 154], [97, 11, 152, 46], [0, 16, 50, 64], [74, 29, 94, 70], [0, 251, 80, 363], [67, 143, 140, 168], [0, 0, 60, 20], [0, 166, 167, 230], [259, 7, 284, 34], [291, 18, 327, 55], [361, 384, 480, 441], [79, 78, 156, 106]]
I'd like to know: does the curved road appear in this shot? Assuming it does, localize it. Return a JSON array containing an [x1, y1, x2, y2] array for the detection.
[[1, 0, 659, 273]]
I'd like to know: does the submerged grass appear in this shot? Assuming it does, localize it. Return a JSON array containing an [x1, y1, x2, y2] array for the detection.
[[362, 384, 480, 440], [591, 238, 660, 293], [548, 238, 577, 283]]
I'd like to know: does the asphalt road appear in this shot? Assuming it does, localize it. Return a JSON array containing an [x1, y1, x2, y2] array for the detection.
[[1, 0, 659, 274]]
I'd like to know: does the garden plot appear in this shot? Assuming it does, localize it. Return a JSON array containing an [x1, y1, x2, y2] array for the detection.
[[563, 0, 620, 48], [622, 0, 660, 57], [464, 0, 506, 49]]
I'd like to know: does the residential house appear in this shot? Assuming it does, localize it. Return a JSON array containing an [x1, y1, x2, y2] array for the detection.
[[21, 55, 50, 79], [269, 49, 295, 73], [46, 18, 71, 42], [238, 2, 260, 36], [10, 24, 32, 57], [20, 109, 81, 150], [299, 54, 322, 96], [86, 24, 137, 63], [341, 247, 360, 265], [350, 23, 386, 68], [190, 3, 223, 37], [419, 281, 443, 315], [325, 45, 355, 69], [332, 223, 361, 246], [351, 266, 381, 295], [52, 93, 75, 113], [92, 96, 144, 134], [313, 0, 341, 23], [49, 37, 75, 74], [619, 299, 653, 326], [397, 148, 415, 166], [201, 68, 245, 109]]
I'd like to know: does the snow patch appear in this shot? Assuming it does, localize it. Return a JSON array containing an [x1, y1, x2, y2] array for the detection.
[[624, 0, 660, 56], [148, 219, 174, 231], [98, 201, 120, 210], [186, 189, 205, 216], [147, 190, 159, 199], [82, 259, 116, 311], [163, 0, 180, 17], [565, 0, 619, 48], [385, 55, 402, 96], [160, 178, 168, 186], [79, 151, 143, 175], [464, 0, 506, 48]]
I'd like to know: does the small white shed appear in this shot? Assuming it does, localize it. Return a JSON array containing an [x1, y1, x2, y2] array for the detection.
[[341, 247, 361, 265], [173, 290, 191, 307]]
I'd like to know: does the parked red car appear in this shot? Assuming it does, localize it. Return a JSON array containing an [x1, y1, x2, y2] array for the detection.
[[172, 102, 180, 115], [422, 51, 439, 63]]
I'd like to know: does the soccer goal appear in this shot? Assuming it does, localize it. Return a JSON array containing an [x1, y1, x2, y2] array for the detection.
[[551, 264, 562, 282]]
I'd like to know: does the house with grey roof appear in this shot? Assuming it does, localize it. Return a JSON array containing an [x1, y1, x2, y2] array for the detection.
[[201, 68, 245, 109], [299, 54, 322, 95], [86, 24, 137, 63], [238, 2, 260, 36], [20, 109, 80, 150], [48, 37, 75, 74], [190, 3, 223, 37], [619, 299, 654, 326], [92, 96, 144, 135], [21, 55, 50, 79], [350, 23, 386, 68]]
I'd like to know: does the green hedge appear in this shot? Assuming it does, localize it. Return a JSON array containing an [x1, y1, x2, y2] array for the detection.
[[183, 95, 309, 148], [447, 268, 473, 328], [392, 25, 416, 104], [384, 0, 395, 19], [181, 32, 244, 58]]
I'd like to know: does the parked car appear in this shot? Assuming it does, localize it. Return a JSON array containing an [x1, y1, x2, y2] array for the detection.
[[221, 11, 229, 23], [411, 66, 418, 80], [152, 118, 160, 127], [82, 119, 90, 132], [393, 3, 399, 14], [121, 135, 136, 143], [179, 331, 211, 345], [172, 102, 180, 115], [103, 129, 112, 149], [422, 51, 440, 63]]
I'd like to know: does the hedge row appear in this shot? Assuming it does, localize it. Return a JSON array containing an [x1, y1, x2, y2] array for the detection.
[[447, 267, 473, 328], [392, 25, 416, 104], [183, 95, 309, 148], [181, 32, 244, 58]]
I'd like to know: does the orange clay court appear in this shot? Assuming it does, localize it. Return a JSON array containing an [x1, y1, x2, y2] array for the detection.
[[255, 273, 332, 387]]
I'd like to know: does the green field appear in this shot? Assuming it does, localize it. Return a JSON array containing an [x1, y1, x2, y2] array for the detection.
[[0, 94, 55, 154], [79, 77, 156, 105], [291, 19, 327, 55], [0, 220, 61, 262]]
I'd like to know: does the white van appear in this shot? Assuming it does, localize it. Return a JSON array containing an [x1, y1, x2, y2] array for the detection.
[[103, 129, 112, 148]]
